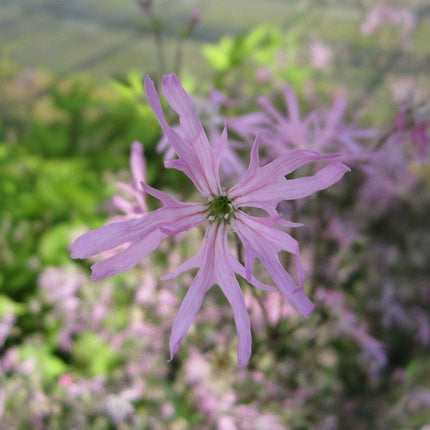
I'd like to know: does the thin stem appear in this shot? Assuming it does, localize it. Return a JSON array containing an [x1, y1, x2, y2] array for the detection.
[[150, 17, 166, 76]]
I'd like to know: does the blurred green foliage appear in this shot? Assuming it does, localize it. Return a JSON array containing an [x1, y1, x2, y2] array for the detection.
[[73, 332, 121, 377], [204, 25, 311, 85], [203, 25, 312, 101], [0, 69, 161, 326]]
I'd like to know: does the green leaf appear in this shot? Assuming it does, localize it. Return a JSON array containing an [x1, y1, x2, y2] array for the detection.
[[0, 295, 25, 318], [203, 37, 235, 71], [73, 332, 121, 376], [38, 223, 75, 265], [19, 344, 67, 382]]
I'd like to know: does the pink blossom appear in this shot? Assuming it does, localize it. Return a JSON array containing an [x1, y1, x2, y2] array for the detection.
[[0, 314, 15, 347], [0, 347, 20, 373], [184, 347, 211, 384], [361, 4, 416, 47], [112, 140, 148, 220], [359, 137, 416, 212], [313, 99, 375, 162], [69, 74, 349, 366], [64, 376, 106, 400], [102, 394, 135, 424], [259, 84, 375, 165], [39, 266, 86, 350], [189, 8, 201, 25], [58, 373, 74, 387], [258, 83, 313, 152], [309, 40, 333, 71]]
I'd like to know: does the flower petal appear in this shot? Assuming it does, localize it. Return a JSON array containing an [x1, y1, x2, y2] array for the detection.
[[262, 257, 314, 317], [71, 197, 206, 281], [145, 76, 207, 193], [161, 74, 211, 154], [168, 224, 216, 360], [90, 228, 167, 280], [130, 141, 147, 212], [169, 268, 213, 361], [273, 161, 350, 201], [162, 74, 222, 196], [231, 157, 349, 210], [232, 211, 312, 317], [229, 258, 276, 292], [284, 83, 302, 125], [168, 223, 254, 365], [214, 224, 252, 366], [145, 75, 221, 197], [69, 218, 147, 259], [230, 145, 339, 206], [130, 141, 146, 189], [112, 195, 136, 215]]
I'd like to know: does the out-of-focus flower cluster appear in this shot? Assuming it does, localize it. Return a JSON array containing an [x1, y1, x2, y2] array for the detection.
[[361, 3, 416, 47]]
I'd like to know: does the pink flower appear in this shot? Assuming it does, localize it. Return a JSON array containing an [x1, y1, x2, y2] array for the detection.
[[259, 84, 375, 165], [309, 39, 333, 71], [69, 74, 349, 366], [258, 84, 313, 152], [112, 141, 148, 219], [361, 4, 416, 47], [0, 314, 15, 347]]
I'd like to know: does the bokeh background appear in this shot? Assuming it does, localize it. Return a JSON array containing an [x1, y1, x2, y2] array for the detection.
[[1, 1, 430, 429]]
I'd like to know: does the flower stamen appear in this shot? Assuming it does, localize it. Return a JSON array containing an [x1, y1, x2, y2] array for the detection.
[[206, 193, 235, 224]]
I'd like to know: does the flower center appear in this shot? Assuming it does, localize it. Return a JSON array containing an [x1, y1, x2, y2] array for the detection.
[[206, 193, 235, 224]]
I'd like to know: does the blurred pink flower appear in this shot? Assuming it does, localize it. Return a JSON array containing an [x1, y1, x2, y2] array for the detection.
[[361, 4, 416, 47], [58, 373, 74, 387], [255, 66, 272, 83], [102, 393, 135, 425], [39, 266, 87, 350], [313, 99, 376, 162], [259, 83, 313, 152], [64, 376, 106, 400], [259, 84, 375, 165], [0, 314, 15, 347], [70, 74, 349, 366], [184, 347, 211, 384], [359, 137, 416, 212], [189, 8, 201, 25], [112, 140, 148, 220], [0, 347, 20, 373], [309, 40, 333, 70]]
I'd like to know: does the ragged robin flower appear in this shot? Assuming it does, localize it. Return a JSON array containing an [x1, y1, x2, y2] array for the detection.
[[69, 74, 349, 366]]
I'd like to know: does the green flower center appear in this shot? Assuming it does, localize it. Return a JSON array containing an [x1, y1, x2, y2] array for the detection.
[[206, 193, 235, 224]]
